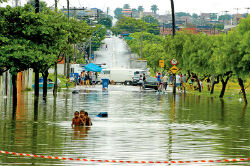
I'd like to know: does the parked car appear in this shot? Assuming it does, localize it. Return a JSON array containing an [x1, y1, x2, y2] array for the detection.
[[145, 76, 158, 90], [132, 70, 147, 86]]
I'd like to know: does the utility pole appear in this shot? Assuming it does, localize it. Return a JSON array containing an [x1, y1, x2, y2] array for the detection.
[[55, 0, 57, 11], [234, 8, 240, 25], [66, 0, 70, 79], [140, 24, 143, 59], [170, 0, 176, 37], [35, 0, 39, 13], [107, 7, 109, 15], [15, 0, 18, 7], [246, 7, 250, 14], [89, 36, 92, 61], [53, 0, 58, 96], [170, 0, 176, 95]]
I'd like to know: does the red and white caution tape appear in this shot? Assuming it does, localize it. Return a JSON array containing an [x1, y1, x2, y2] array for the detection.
[[1, 150, 250, 164]]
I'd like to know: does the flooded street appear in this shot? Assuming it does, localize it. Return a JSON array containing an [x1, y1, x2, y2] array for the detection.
[[0, 36, 250, 166], [0, 90, 250, 166]]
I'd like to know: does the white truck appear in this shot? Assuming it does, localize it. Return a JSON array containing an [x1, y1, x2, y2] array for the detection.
[[99, 68, 145, 85]]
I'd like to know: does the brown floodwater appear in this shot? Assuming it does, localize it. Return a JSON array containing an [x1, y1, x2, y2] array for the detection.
[[0, 88, 249, 166]]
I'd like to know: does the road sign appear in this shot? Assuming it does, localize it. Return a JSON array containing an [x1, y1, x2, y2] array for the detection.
[[159, 60, 164, 68], [170, 65, 179, 74], [171, 59, 178, 65]]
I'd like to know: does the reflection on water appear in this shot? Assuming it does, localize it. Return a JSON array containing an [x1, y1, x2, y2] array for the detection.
[[0, 89, 250, 166]]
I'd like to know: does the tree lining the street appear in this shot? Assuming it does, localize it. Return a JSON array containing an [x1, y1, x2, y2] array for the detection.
[[125, 16, 250, 104], [111, 16, 160, 35], [0, 4, 93, 101]]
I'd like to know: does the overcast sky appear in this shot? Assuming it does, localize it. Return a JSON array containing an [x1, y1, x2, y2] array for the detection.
[[2, 0, 250, 15]]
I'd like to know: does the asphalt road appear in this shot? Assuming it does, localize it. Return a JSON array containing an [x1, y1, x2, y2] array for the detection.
[[94, 36, 131, 69]]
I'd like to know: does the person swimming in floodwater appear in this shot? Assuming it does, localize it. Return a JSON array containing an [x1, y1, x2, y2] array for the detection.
[[72, 111, 84, 127], [79, 110, 86, 126], [84, 112, 92, 126]]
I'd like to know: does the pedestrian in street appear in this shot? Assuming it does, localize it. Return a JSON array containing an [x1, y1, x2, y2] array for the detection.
[[74, 75, 78, 86], [162, 74, 168, 91], [157, 73, 162, 91], [182, 74, 187, 92], [143, 73, 146, 89], [85, 72, 90, 87], [176, 73, 181, 91], [138, 75, 144, 91]]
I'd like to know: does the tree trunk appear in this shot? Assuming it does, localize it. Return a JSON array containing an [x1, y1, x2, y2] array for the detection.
[[5, 71, 8, 96], [64, 55, 66, 76], [53, 63, 58, 96], [195, 75, 201, 92], [11, 73, 17, 109], [211, 76, 219, 94], [43, 70, 48, 98], [66, 54, 70, 79], [238, 77, 248, 105], [219, 75, 230, 98], [34, 68, 39, 97]]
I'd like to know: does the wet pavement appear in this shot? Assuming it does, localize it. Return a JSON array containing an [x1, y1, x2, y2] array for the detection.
[[94, 36, 131, 69]]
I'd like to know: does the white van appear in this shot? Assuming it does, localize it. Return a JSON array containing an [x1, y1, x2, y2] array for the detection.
[[99, 68, 143, 85]]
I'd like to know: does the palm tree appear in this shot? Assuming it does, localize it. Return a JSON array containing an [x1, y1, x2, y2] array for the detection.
[[123, 4, 130, 9], [138, 6, 144, 13], [151, 4, 159, 14]]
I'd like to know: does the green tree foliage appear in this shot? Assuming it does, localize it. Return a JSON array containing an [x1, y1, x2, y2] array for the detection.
[[176, 12, 191, 18], [90, 25, 107, 51], [218, 14, 232, 21], [111, 17, 159, 35], [26, 0, 47, 12], [192, 13, 199, 19], [151, 4, 158, 14], [98, 17, 112, 29], [114, 8, 122, 19], [0, 4, 93, 98], [0, 0, 7, 3], [142, 15, 159, 25], [126, 32, 166, 70], [123, 4, 130, 9], [210, 13, 218, 20], [214, 24, 224, 30], [138, 6, 144, 13]]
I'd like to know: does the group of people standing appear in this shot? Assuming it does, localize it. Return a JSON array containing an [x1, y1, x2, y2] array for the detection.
[[154, 72, 213, 92], [74, 71, 98, 87]]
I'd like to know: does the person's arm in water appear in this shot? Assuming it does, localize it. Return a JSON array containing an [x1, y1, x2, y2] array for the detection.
[[89, 117, 92, 126], [72, 118, 75, 127], [80, 117, 85, 126]]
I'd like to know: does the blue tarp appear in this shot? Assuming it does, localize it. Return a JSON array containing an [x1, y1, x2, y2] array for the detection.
[[85, 63, 102, 72]]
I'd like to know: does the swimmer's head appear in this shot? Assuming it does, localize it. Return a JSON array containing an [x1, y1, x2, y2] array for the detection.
[[74, 111, 79, 117]]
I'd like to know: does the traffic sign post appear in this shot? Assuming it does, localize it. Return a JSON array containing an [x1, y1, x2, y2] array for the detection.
[[159, 60, 164, 75], [170, 59, 178, 95], [170, 65, 179, 74], [159, 60, 164, 68], [171, 59, 178, 66]]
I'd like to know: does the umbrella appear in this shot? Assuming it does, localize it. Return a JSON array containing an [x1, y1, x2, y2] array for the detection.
[[85, 63, 102, 72]]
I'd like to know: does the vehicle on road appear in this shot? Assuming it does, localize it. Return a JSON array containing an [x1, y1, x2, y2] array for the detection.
[[132, 70, 147, 86], [145, 76, 158, 90], [99, 68, 141, 85]]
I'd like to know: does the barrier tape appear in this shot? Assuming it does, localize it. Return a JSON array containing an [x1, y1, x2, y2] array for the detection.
[[1, 150, 250, 164]]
